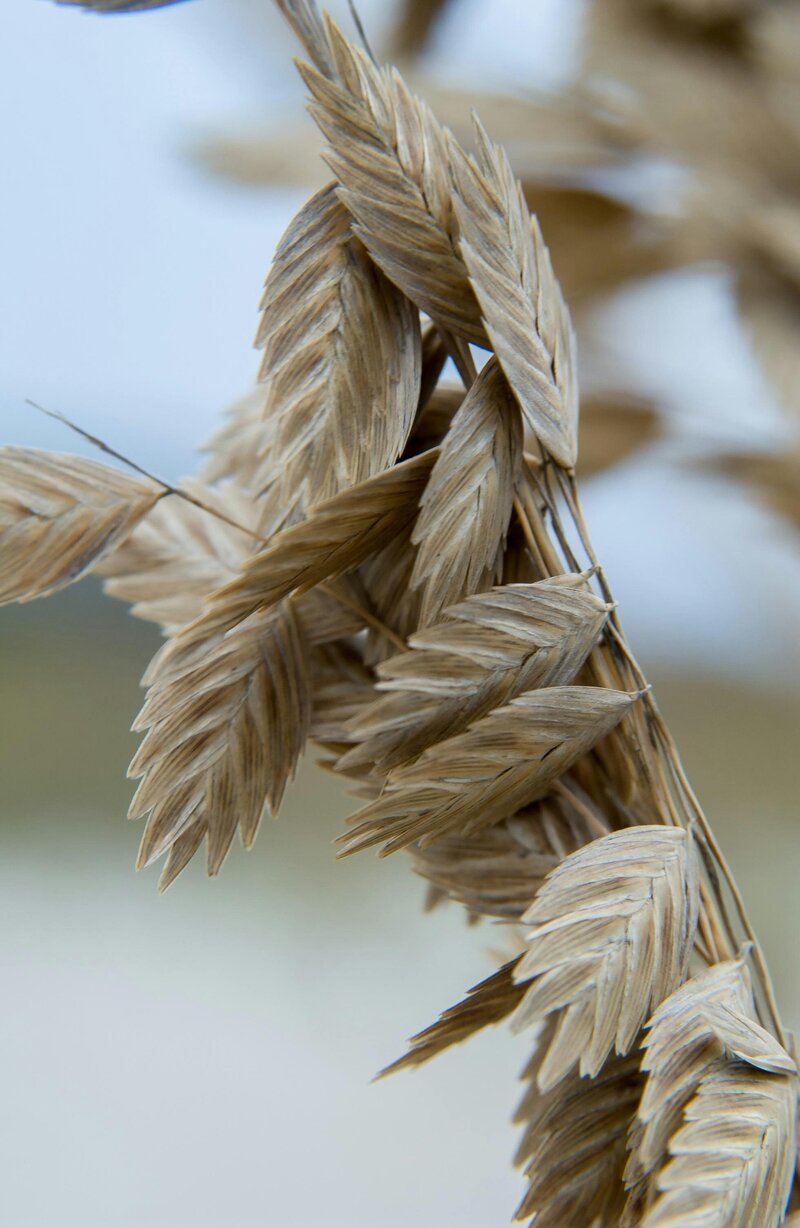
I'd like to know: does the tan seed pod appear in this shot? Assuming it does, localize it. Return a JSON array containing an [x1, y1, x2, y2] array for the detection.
[[449, 121, 579, 468], [142, 575, 363, 694], [129, 601, 311, 884], [378, 960, 524, 1078], [625, 958, 796, 1223], [409, 357, 522, 625], [642, 1062, 796, 1228], [340, 574, 609, 774], [254, 182, 422, 512], [514, 1040, 644, 1228], [512, 826, 701, 1089], [338, 685, 638, 857], [186, 448, 438, 642], [287, 8, 487, 344], [0, 447, 162, 605]]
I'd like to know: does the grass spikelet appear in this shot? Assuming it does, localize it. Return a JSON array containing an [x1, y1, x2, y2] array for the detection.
[[254, 182, 422, 512], [22, 1, 800, 1219], [288, 7, 487, 343], [0, 447, 162, 604], [378, 960, 525, 1077], [129, 601, 311, 879], [511, 826, 701, 1089], [449, 121, 579, 467], [409, 356, 522, 624], [642, 1062, 796, 1227], [96, 479, 256, 632], [409, 789, 610, 922], [514, 1041, 644, 1228], [338, 686, 637, 856], [625, 958, 796, 1224], [188, 448, 437, 641], [340, 574, 609, 773]]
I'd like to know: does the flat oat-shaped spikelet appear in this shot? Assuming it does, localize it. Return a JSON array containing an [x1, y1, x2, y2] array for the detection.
[[379, 960, 525, 1077], [129, 601, 310, 887], [514, 1035, 644, 1228], [254, 182, 421, 511], [449, 122, 579, 468], [96, 478, 256, 632], [626, 958, 797, 1226], [0, 447, 162, 605], [190, 449, 437, 639], [409, 791, 610, 922], [409, 357, 522, 625], [511, 826, 700, 1090], [338, 685, 637, 856], [282, 3, 487, 343], [339, 574, 609, 773], [643, 1063, 797, 1228]]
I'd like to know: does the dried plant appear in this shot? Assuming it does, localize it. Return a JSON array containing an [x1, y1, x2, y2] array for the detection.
[[198, 0, 800, 534], [6, 1, 798, 1223]]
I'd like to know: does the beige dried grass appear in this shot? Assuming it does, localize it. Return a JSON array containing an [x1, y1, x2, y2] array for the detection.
[[0, 447, 162, 604], [511, 826, 701, 1089], [9, 2, 799, 1223], [339, 573, 610, 772], [253, 181, 422, 516]]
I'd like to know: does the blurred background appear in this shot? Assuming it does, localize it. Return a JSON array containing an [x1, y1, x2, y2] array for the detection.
[[2, 1, 799, 1224]]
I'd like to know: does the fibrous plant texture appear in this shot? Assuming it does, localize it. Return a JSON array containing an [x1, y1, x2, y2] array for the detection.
[[199, 0, 800, 536], [9, 2, 798, 1223]]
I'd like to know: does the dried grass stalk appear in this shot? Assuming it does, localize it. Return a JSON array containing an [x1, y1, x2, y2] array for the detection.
[[19, 2, 800, 1221]]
